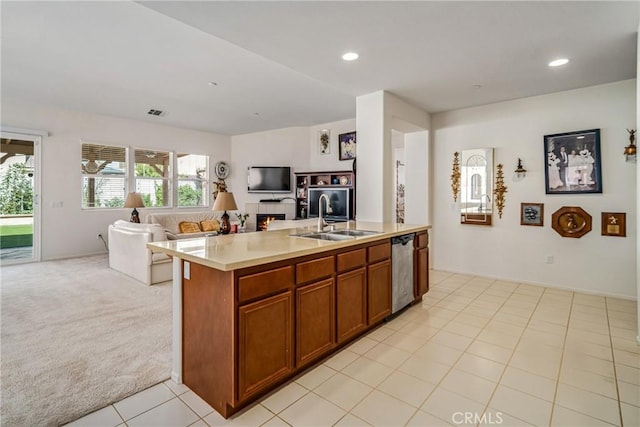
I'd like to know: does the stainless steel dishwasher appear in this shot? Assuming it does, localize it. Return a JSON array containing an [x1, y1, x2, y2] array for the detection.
[[391, 233, 415, 314]]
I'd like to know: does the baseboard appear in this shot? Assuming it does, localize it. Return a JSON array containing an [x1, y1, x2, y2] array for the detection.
[[430, 267, 638, 301]]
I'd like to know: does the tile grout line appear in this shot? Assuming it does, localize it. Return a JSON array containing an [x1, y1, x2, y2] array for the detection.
[[547, 289, 575, 427], [604, 296, 625, 427]]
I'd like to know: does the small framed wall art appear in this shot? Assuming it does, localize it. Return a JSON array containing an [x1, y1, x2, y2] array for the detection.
[[520, 203, 544, 226], [319, 129, 330, 155], [601, 212, 626, 237], [339, 131, 356, 160]]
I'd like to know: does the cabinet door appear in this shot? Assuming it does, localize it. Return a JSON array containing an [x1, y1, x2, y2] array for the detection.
[[368, 259, 391, 324], [337, 267, 367, 343], [238, 292, 292, 402], [296, 278, 335, 367], [415, 247, 429, 299]]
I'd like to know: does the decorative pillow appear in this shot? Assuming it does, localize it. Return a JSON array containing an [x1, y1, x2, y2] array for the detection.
[[200, 219, 220, 232], [178, 221, 201, 234]]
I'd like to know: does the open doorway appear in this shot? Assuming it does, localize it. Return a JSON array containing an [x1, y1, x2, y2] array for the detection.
[[0, 133, 41, 264]]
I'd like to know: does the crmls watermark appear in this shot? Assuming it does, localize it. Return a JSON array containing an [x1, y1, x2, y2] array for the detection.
[[452, 411, 503, 425]]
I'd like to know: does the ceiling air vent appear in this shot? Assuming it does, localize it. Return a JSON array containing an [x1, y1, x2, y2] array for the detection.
[[147, 109, 165, 117]]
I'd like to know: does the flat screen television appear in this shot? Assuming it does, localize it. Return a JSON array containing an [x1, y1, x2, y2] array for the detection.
[[308, 188, 351, 221], [247, 166, 291, 193]]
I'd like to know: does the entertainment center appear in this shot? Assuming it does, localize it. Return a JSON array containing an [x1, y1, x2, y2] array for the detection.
[[294, 170, 356, 220]]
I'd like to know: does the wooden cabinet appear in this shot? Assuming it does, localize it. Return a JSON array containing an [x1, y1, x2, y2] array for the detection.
[[368, 259, 392, 324], [337, 267, 367, 343], [238, 291, 293, 402], [294, 170, 355, 219], [414, 231, 429, 301], [296, 278, 335, 367], [179, 234, 417, 419]]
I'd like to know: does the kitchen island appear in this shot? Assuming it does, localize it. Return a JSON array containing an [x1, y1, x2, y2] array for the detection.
[[148, 221, 430, 418]]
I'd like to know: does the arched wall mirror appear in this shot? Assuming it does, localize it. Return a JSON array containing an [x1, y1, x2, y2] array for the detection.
[[460, 148, 493, 225]]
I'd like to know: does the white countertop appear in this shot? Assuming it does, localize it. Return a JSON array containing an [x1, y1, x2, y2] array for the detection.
[[147, 221, 430, 271]]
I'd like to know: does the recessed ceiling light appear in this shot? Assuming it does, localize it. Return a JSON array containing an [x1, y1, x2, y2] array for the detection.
[[342, 52, 359, 61], [472, 84, 482, 89], [207, 81, 218, 86], [548, 58, 569, 67]]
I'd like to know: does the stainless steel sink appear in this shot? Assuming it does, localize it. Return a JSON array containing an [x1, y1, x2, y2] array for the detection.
[[292, 232, 355, 241], [329, 229, 380, 237], [292, 229, 381, 241]]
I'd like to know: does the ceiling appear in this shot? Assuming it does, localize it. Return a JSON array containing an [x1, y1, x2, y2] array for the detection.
[[1, 1, 638, 136]]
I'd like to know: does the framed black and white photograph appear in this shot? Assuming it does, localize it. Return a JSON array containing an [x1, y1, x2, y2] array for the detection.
[[339, 131, 356, 160], [544, 128, 602, 194], [521, 203, 544, 226]]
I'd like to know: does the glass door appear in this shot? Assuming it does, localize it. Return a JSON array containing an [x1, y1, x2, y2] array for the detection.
[[0, 132, 40, 264]]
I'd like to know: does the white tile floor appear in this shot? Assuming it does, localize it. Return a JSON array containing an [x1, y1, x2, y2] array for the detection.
[[67, 271, 639, 427]]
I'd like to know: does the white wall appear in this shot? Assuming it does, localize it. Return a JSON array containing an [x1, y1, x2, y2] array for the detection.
[[308, 119, 356, 172], [432, 80, 637, 298], [405, 131, 429, 225], [1, 100, 230, 260], [356, 91, 430, 222], [229, 127, 310, 212]]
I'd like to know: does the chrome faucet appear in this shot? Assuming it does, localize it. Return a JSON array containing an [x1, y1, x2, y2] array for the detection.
[[317, 193, 333, 232]]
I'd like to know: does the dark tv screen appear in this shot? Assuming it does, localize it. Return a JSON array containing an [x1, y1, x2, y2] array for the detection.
[[247, 166, 291, 193], [308, 188, 350, 220]]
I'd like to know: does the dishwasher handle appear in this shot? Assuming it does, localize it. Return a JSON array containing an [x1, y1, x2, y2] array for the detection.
[[391, 233, 415, 246]]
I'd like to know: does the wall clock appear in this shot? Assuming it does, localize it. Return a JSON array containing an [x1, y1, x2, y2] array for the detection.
[[551, 206, 592, 238]]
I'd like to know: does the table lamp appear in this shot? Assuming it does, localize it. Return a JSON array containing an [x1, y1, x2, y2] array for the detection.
[[212, 191, 238, 234], [124, 192, 144, 223]]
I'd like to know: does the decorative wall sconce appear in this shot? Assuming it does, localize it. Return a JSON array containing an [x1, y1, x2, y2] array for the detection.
[[493, 164, 507, 219], [624, 129, 636, 162], [451, 152, 461, 202], [514, 158, 527, 179]]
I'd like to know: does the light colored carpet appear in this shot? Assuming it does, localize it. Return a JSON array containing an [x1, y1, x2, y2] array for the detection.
[[0, 255, 172, 427]]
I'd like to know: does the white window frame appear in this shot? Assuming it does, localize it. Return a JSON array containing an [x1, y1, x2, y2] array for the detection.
[[80, 141, 129, 210]]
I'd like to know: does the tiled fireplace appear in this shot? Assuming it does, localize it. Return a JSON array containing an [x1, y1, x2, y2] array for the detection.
[[256, 213, 286, 231], [244, 202, 295, 231]]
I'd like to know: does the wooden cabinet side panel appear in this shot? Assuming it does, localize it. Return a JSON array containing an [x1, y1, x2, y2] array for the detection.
[[368, 260, 392, 325], [416, 247, 429, 299], [182, 263, 234, 415], [336, 268, 367, 343], [238, 292, 293, 402], [296, 278, 336, 367]]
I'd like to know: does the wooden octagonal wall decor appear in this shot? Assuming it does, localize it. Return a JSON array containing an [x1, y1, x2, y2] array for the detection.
[[551, 206, 592, 238]]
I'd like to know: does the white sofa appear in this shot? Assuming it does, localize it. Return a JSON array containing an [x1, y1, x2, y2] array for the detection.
[[108, 212, 221, 285], [108, 220, 173, 285]]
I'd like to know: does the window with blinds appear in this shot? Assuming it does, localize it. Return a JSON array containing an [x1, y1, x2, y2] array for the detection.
[[81, 143, 127, 208], [176, 153, 208, 207], [134, 149, 171, 207]]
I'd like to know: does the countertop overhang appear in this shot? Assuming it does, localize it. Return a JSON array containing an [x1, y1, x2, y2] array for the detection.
[[147, 221, 430, 271]]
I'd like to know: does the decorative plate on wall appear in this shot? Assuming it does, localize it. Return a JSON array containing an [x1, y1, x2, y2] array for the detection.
[[551, 206, 592, 238]]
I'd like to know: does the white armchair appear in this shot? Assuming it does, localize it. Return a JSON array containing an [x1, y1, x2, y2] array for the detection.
[[108, 220, 172, 285]]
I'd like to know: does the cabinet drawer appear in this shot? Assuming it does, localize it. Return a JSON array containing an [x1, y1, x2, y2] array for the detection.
[[238, 266, 293, 303], [296, 256, 334, 284], [337, 249, 366, 273], [416, 232, 428, 249], [368, 242, 391, 263]]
